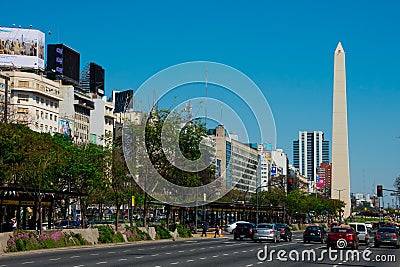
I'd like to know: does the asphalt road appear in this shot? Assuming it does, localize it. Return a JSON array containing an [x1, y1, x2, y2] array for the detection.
[[0, 232, 398, 267]]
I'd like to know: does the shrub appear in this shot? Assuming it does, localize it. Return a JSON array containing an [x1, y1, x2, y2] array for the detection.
[[155, 225, 172, 239], [124, 226, 151, 242], [96, 225, 124, 244], [176, 224, 192, 238], [6, 230, 89, 252]]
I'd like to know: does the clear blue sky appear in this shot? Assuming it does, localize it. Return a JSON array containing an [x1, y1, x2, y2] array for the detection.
[[2, 1, 400, 203]]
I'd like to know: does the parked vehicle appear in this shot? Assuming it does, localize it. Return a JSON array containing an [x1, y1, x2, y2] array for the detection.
[[225, 221, 249, 234], [233, 222, 256, 240], [303, 225, 327, 244], [349, 223, 369, 246], [253, 223, 280, 243], [275, 223, 292, 241], [374, 227, 400, 249], [327, 226, 359, 249]]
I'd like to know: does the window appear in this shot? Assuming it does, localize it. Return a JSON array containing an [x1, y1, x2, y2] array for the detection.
[[18, 81, 29, 87], [50, 114, 53, 120], [50, 101, 53, 107], [17, 107, 29, 114], [40, 111, 44, 119], [36, 110, 39, 119], [45, 100, 49, 106], [54, 115, 57, 121], [45, 113, 48, 119], [41, 98, 44, 104], [17, 94, 29, 103]]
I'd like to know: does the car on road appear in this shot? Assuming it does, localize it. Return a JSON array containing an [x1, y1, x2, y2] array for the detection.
[[233, 222, 256, 240], [225, 221, 248, 234], [253, 223, 280, 243], [349, 223, 370, 246], [364, 221, 373, 230], [276, 223, 292, 241], [327, 226, 359, 249], [303, 225, 327, 244], [374, 227, 400, 249]]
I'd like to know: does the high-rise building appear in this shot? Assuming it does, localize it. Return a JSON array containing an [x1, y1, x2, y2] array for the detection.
[[293, 131, 329, 192], [317, 162, 332, 197], [208, 125, 259, 193], [331, 42, 351, 218]]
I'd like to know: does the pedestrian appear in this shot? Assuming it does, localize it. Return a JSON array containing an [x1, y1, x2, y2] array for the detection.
[[214, 224, 221, 238], [201, 221, 208, 237]]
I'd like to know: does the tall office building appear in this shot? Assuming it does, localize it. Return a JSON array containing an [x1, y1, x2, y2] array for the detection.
[[331, 42, 351, 218], [293, 131, 329, 192]]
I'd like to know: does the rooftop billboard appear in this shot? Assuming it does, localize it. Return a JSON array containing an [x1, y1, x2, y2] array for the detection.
[[0, 27, 45, 70]]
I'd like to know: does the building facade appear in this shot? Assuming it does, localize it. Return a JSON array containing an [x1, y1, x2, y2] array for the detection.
[[293, 131, 329, 192], [209, 125, 259, 193], [316, 162, 332, 197], [3, 71, 62, 133]]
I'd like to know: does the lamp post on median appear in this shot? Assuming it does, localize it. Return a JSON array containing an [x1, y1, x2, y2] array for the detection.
[[335, 188, 346, 223]]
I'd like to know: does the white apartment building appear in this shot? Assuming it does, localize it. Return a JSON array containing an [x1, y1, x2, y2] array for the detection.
[[59, 85, 94, 144], [2, 71, 62, 133], [89, 95, 115, 146], [210, 125, 259, 193]]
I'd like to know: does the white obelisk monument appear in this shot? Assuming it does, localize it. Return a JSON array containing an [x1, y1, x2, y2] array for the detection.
[[331, 42, 351, 219]]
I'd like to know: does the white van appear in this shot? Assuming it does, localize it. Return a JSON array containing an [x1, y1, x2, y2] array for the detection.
[[349, 223, 369, 246]]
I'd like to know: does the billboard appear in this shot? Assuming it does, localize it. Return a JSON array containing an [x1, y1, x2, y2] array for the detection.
[[47, 44, 80, 83], [89, 63, 105, 97], [59, 119, 72, 137], [316, 175, 325, 188], [0, 27, 45, 70]]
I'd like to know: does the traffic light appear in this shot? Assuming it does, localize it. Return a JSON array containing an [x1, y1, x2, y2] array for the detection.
[[287, 178, 294, 193], [377, 185, 383, 197]]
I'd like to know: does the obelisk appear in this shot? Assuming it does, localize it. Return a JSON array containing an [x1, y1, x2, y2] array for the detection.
[[331, 42, 351, 219]]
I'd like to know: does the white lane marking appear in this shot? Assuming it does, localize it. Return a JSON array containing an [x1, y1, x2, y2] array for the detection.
[[242, 250, 248, 253], [185, 240, 198, 243], [72, 265, 85, 267], [209, 246, 215, 248], [233, 251, 239, 254], [189, 249, 196, 251], [151, 254, 159, 257], [90, 253, 99, 256], [118, 259, 127, 261], [186, 259, 195, 262], [161, 246, 167, 248], [70, 255, 81, 258], [223, 253, 229, 256], [249, 249, 254, 251], [150, 247, 156, 250], [50, 258, 61, 261], [96, 262, 107, 265], [199, 257, 206, 260], [165, 252, 172, 255], [200, 247, 205, 250], [171, 262, 179, 265], [123, 249, 131, 252], [212, 255, 219, 258], [21, 262, 34, 265], [136, 256, 144, 259], [138, 248, 144, 251], [107, 251, 116, 254], [246, 265, 253, 267], [178, 250, 185, 253]]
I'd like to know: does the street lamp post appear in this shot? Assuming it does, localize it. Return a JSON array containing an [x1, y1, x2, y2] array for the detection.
[[335, 188, 346, 223]]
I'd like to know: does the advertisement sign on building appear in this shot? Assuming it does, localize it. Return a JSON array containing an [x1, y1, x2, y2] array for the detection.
[[271, 166, 277, 176], [47, 44, 80, 83], [316, 175, 325, 188], [0, 27, 45, 70], [59, 119, 72, 137]]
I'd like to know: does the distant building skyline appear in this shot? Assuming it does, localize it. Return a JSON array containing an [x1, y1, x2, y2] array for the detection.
[[293, 130, 329, 192]]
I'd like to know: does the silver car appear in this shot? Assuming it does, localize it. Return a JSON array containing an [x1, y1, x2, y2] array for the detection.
[[253, 223, 280, 243]]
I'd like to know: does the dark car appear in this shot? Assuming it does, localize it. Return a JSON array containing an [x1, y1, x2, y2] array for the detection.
[[327, 226, 359, 249], [276, 223, 292, 241], [374, 227, 400, 249], [233, 222, 256, 240], [303, 225, 327, 244]]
